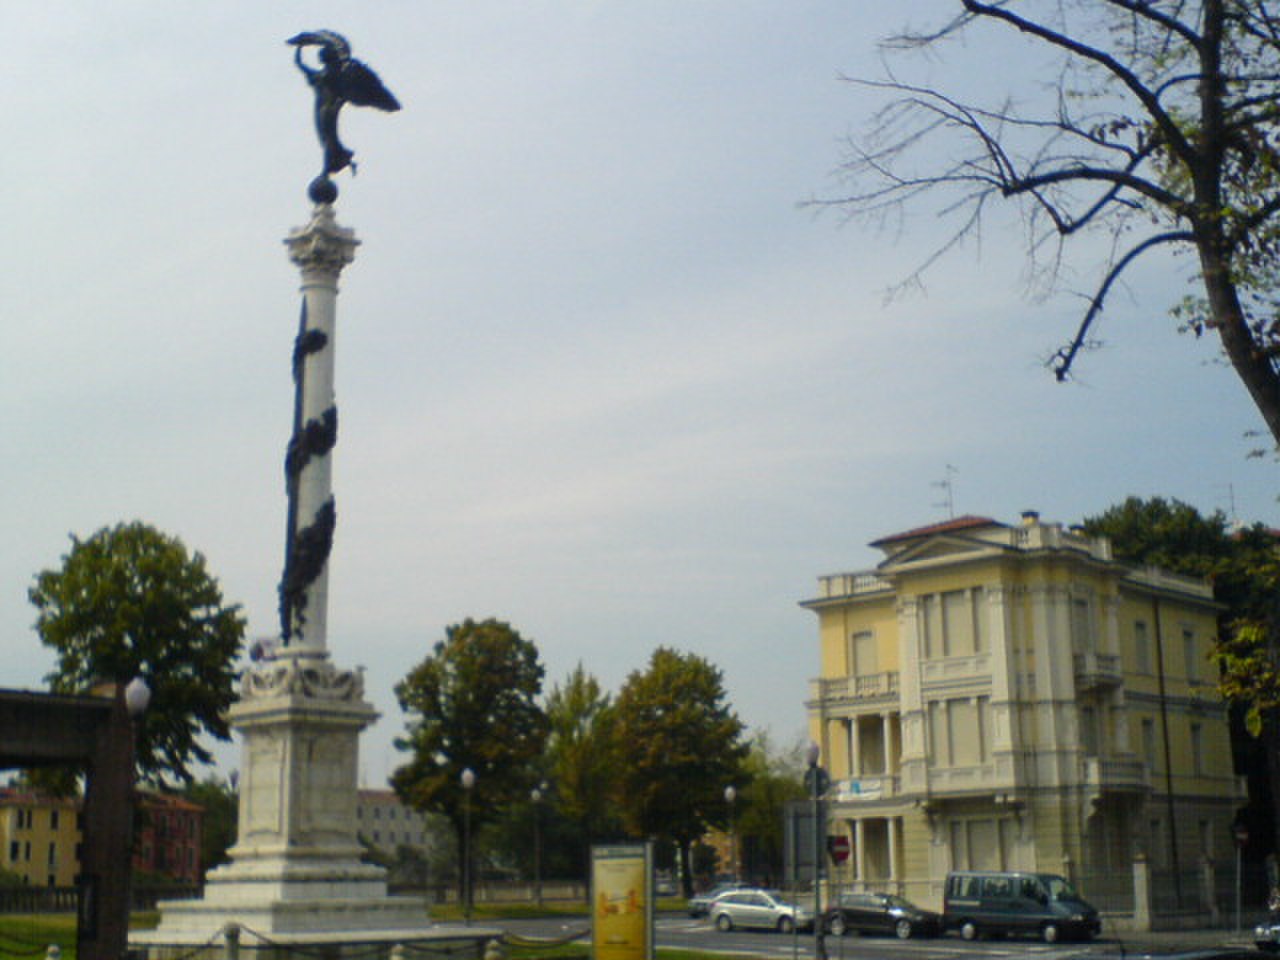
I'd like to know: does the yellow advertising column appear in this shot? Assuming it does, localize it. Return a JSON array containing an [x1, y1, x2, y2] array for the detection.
[[592, 844, 654, 960]]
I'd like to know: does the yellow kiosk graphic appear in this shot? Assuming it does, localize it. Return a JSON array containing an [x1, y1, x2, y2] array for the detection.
[[591, 844, 653, 960]]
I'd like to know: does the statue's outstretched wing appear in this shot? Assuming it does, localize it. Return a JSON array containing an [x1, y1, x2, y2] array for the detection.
[[338, 59, 401, 112]]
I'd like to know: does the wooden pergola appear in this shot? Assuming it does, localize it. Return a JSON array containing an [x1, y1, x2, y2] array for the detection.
[[0, 687, 137, 960]]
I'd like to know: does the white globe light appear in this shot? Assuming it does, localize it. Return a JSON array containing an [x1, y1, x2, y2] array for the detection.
[[124, 676, 151, 717]]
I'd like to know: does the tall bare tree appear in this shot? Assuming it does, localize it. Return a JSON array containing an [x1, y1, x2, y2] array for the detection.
[[826, 0, 1280, 445]]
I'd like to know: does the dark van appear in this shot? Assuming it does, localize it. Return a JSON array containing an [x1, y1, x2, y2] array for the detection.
[[943, 871, 1101, 943]]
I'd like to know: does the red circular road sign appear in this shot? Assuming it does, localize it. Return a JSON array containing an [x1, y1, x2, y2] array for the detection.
[[827, 835, 851, 864]]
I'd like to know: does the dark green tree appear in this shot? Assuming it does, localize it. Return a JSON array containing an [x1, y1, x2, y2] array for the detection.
[[612, 647, 750, 898], [29, 522, 245, 785], [391, 618, 549, 903], [181, 775, 239, 877], [825, 1, 1280, 449]]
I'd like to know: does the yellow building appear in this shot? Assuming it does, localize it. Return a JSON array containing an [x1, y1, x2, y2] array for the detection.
[[0, 790, 81, 887], [803, 512, 1242, 915]]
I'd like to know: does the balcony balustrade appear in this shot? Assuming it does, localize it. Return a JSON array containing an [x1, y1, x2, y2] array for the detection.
[[1073, 651, 1122, 689], [812, 671, 900, 704], [813, 572, 893, 600], [832, 773, 898, 803], [1083, 755, 1149, 793]]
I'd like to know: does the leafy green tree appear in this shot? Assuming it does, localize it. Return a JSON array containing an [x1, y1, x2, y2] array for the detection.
[[391, 618, 549, 902], [735, 733, 807, 886], [826, 1, 1280, 449], [181, 775, 238, 877], [29, 522, 245, 785], [544, 663, 624, 884], [612, 647, 750, 898]]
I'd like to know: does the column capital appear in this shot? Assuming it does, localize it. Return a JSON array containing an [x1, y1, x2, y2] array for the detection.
[[285, 204, 359, 276]]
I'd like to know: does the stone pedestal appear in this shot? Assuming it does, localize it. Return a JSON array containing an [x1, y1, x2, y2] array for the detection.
[[136, 652, 434, 943]]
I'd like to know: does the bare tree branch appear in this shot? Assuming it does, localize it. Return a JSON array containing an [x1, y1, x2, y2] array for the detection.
[[1050, 230, 1197, 380]]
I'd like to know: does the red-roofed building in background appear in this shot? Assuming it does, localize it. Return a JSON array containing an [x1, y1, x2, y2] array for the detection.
[[134, 793, 203, 885]]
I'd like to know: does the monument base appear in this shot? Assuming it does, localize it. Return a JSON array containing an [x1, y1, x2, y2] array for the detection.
[[132, 651, 473, 956]]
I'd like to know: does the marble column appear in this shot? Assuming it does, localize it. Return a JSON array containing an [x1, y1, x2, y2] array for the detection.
[[279, 203, 358, 653]]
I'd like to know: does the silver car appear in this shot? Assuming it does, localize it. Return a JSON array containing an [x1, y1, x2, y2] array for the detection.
[[710, 888, 814, 933]]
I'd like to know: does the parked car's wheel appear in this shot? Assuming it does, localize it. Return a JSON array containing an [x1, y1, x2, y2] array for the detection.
[[777, 916, 795, 934], [715, 914, 733, 932], [895, 919, 913, 940], [828, 916, 847, 937], [960, 921, 979, 941], [1041, 923, 1060, 944]]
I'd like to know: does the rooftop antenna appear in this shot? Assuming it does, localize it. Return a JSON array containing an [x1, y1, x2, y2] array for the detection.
[[932, 464, 958, 519], [1220, 483, 1242, 531]]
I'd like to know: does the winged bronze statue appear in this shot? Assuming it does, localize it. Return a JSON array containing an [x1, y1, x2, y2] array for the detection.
[[288, 30, 401, 179]]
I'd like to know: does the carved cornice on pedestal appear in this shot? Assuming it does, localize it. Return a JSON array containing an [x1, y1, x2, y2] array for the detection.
[[240, 656, 365, 704], [285, 205, 359, 275]]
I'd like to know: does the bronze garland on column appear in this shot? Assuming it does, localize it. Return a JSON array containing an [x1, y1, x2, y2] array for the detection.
[[279, 299, 339, 644]]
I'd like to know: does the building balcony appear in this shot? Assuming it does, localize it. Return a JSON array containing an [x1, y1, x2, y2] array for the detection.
[[1083, 755, 1149, 794], [810, 572, 894, 602], [924, 763, 1004, 795], [1073, 651, 1122, 689], [811, 672, 900, 705], [831, 773, 899, 803]]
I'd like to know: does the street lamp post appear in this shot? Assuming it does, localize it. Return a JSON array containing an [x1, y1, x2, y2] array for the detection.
[[806, 743, 828, 960], [461, 768, 476, 925], [724, 785, 737, 884], [531, 782, 547, 907], [1235, 822, 1249, 934]]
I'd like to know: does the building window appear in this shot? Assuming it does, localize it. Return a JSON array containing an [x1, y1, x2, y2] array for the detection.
[[24, 841, 31, 862], [1071, 596, 1095, 653], [942, 590, 973, 656], [922, 590, 986, 658], [8, 841, 17, 863], [1141, 717, 1157, 772], [949, 818, 1013, 871], [929, 696, 991, 766], [1149, 820, 1164, 867], [1080, 705, 1099, 757], [1184, 629, 1199, 682], [50, 811, 58, 831], [47, 843, 55, 868], [849, 631, 876, 676], [1134, 620, 1151, 674], [1191, 722, 1204, 775]]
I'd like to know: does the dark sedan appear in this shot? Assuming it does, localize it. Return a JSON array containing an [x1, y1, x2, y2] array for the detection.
[[824, 892, 941, 939]]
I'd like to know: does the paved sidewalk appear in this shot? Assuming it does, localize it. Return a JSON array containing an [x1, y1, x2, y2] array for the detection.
[[1093, 924, 1261, 952]]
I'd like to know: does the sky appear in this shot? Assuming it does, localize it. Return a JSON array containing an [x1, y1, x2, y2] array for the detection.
[[3, 3, 1278, 787]]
